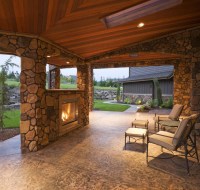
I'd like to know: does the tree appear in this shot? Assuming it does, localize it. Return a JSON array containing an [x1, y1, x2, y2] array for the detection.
[[153, 78, 163, 107], [0, 56, 16, 131], [116, 83, 121, 102], [93, 77, 97, 86]]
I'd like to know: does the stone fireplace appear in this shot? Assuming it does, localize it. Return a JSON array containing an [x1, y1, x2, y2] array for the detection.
[[59, 94, 81, 136], [61, 100, 78, 126]]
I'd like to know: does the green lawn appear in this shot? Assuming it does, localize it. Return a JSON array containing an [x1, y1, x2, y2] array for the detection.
[[3, 109, 20, 128], [60, 84, 117, 90], [94, 100, 130, 112], [5, 79, 20, 87], [60, 83, 77, 89], [94, 86, 117, 90]]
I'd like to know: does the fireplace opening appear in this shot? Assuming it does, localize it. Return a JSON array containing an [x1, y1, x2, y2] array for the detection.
[[61, 99, 78, 126]]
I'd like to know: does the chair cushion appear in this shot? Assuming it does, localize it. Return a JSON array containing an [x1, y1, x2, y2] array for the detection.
[[172, 118, 189, 147], [149, 131, 175, 150], [168, 104, 183, 121], [125, 128, 147, 137], [132, 120, 148, 126]]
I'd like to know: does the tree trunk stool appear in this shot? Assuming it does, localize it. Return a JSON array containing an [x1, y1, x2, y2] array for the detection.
[[125, 128, 147, 150], [132, 119, 149, 129]]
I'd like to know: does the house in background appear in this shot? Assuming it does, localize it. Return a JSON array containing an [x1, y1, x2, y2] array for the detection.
[[120, 66, 174, 104]]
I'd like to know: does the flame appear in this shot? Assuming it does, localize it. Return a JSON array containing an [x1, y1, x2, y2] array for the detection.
[[62, 111, 69, 121]]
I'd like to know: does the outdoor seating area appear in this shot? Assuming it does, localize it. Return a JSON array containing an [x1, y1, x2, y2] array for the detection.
[[0, 0, 200, 189], [0, 111, 199, 189]]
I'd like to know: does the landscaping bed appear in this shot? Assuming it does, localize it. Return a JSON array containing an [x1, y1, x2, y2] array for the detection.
[[0, 128, 19, 141]]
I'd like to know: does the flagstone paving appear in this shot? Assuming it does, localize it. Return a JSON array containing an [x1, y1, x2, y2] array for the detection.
[[0, 111, 199, 190]]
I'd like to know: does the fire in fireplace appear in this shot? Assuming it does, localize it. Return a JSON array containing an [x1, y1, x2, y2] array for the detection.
[[61, 99, 78, 125]]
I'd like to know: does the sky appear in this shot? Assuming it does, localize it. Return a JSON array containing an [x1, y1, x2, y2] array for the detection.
[[0, 54, 129, 81]]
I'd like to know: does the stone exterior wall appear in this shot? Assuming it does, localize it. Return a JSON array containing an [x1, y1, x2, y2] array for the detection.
[[94, 90, 117, 100], [123, 93, 172, 105]]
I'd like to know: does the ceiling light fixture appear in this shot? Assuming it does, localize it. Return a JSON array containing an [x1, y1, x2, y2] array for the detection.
[[66, 61, 70, 64], [101, 0, 182, 28], [137, 22, 144, 28], [47, 55, 51, 58]]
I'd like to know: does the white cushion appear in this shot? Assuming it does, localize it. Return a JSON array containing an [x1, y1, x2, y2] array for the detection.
[[125, 128, 147, 137], [149, 131, 175, 150]]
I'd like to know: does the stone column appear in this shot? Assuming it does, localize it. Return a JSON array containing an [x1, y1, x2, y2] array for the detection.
[[48, 65, 60, 89], [20, 57, 46, 152], [173, 60, 192, 115], [191, 61, 200, 116], [88, 65, 94, 111], [77, 65, 89, 126]]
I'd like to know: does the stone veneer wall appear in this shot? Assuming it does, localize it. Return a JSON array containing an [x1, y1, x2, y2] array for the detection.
[[77, 65, 89, 126], [20, 57, 46, 152], [88, 65, 94, 111], [0, 33, 89, 152], [43, 90, 84, 143], [88, 26, 200, 116], [173, 61, 192, 115]]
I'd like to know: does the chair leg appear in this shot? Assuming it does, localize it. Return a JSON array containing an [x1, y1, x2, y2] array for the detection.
[[161, 146, 163, 152], [125, 134, 126, 150], [184, 144, 190, 174], [146, 139, 149, 165], [193, 133, 199, 163]]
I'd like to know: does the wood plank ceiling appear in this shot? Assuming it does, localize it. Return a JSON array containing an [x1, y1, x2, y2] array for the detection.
[[0, 0, 200, 61]]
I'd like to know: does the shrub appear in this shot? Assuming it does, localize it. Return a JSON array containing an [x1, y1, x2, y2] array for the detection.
[[124, 97, 131, 104], [137, 104, 151, 112], [135, 98, 142, 105], [161, 97, 173, 108]]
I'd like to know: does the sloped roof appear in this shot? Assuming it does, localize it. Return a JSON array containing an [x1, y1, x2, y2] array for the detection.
[[121, 66, 174, 83]]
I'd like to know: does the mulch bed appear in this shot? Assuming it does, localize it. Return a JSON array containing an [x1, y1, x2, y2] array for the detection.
[[0, 128, 20, 141]]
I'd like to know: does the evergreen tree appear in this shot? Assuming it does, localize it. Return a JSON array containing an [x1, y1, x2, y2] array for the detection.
[[153, 78, 163, 106], [116, 83, 121, 102]]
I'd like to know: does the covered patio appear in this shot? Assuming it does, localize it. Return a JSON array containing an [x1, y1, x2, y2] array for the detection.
[[0, 0, 200, 189], [0, 111, 199, 189]]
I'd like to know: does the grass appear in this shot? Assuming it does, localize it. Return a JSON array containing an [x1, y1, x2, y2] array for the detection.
[[5, 79, 20, 87], [94, 86, 117, 90], [94, 100, 130, 112], [6, 79, 117, 91], [60, 83, 77, 89], [3, 109, 20, 128]]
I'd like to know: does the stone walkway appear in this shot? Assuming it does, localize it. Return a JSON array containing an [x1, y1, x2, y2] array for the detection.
[[0, 111, 200, 189]]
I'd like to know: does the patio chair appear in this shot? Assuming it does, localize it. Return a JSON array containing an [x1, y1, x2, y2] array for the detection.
[[154, 104, 184, 131], [147, 114, 199, 174]]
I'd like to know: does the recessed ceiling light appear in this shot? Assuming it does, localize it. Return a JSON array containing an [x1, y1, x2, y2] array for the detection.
[[137, 23, 144, 28], [66, 61, 70, 64], [47, 55, 51, 58]]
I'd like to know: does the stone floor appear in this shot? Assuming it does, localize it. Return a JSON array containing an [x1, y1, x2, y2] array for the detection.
[[0, 111, 200, 190]]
